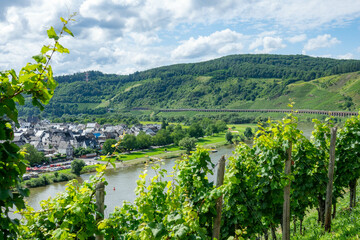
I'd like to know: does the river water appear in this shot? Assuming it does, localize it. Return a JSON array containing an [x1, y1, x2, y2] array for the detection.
[[25, 122, 315, 217], [26, 145, 236, 217]]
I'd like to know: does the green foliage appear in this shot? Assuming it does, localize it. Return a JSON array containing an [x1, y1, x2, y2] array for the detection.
[[99, 148, 216, 239], [225, 131, 233, 143], [19, 166, 107, 240], [151, 129, 172, 146], [24, 172, 77, 188], [73, 147, 97, 157], [136, 131, 152, 149], [71, 159, 86, 176], [11, 112, 360, 239], [0, 15, 75, 238], [222, 110, 304, 238], [243, 127, 254, 139], [21, 143, 47, 166], [178, 137, 197, 153], [188, 122, 204, 138], [170, 125, 187, 145], [215, 120, 227, 133], [335, 113, 360, 207], [18, 54, 360, 119], [121, 134, 138, 152], [102, 139, 118, 155], [290, 181, 360, 239]]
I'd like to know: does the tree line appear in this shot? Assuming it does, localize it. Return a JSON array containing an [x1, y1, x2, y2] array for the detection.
[[17, 54, 360, 118], [102, 119, 228, 155]]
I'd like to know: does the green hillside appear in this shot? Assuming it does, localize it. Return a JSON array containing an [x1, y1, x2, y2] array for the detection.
[[18, 54, 360, 118]]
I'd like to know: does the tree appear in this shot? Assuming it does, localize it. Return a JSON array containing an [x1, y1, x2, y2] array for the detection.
[[161, 119, 168, 130], [21, 144, 47, 166], [170, 125, 186, 145], [225, 131, 234, 143], [244, 127, 254, 139], [152, 129, 172, 146], [215, 120, 227, 132], [122, 134, 137, 152], [74, 147, 97, 157], [71, 159, 86, 176], [102, 139, 118, 155], [136, 131, 152, 149], [179, 137, 197, 153], [0, 15, 75, 238], [188, 122, 204, 138], [205, 124, 218, 136]]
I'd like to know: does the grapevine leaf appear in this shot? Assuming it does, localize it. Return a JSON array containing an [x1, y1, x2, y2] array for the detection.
[[60, 17, 68, 24], [47, 26, 59, 40], [174, 224, 189, 238], [31, 98, 45, 111], [55, 42, 70, 54], [9, 69, 18, 83], [0, 189, 11, 200], [41, 45, 52, 54], [32, 54, 46, 63], [14, 94, 25, 105], [63, 26, 74, 37], [148, 222, 166, 238]]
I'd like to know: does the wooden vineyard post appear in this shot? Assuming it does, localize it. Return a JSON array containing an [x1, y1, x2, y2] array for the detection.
[[212, 156, 226, 240], [282, 143, 292, 240], [324, 127, 337, 232], [96, 182, 105, 240]]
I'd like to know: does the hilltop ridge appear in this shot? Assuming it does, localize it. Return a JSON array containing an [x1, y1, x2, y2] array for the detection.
[[18, 54, 360, 118]]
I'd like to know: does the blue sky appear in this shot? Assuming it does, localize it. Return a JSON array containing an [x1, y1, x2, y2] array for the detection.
[[1, 0, 360, 76]]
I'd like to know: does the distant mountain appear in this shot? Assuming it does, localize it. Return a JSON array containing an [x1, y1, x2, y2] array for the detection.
[[18, 54, 360, 118]]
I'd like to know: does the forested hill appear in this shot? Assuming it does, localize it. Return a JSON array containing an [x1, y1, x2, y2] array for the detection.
[[19, 54, 360, 118]]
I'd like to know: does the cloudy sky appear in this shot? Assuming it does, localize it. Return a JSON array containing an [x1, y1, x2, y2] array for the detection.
[[1, 0, 360, 76]]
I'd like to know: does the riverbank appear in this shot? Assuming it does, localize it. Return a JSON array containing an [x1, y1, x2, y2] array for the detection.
[[111, 131, 235, 167], [25, 144, 236, 216], [23, 125, 254, 188], [23, 165, 99, 188]]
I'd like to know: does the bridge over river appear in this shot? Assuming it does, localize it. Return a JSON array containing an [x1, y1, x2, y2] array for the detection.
[[159, 108, 358, 117]]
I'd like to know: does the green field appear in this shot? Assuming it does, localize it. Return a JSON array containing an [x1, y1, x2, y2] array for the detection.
[[104, 124, 257, 163], [116, 145, 182, 161]]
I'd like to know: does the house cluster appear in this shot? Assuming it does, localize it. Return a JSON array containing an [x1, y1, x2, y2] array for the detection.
[[13, 118, 161, 159]]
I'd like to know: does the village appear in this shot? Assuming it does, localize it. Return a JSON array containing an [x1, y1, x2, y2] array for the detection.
[[13, 117, 162, 173]]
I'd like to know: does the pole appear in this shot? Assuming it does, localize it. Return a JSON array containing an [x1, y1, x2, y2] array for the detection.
[[95, 182, 105, 240], [282, 143, 292, 240], [324, 127, 337, 232], [212, 156, 226, 240]]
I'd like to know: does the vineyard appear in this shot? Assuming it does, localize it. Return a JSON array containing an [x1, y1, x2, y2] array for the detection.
[[2, 16, 360, 240], [0, 109, 354, 239]]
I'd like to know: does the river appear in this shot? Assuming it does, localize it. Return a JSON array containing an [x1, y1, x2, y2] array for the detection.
[[26, 145, 236, 217], [25, 122, 315, 217]]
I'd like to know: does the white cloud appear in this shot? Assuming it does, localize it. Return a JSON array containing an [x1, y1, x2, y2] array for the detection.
[[287, 34, 307, 43], [79, 0, 360, 33], [84, 27, 110, 42], [171, 29, 245, 59], [337, 53, 354, 59], [1, 0, 360, 75], [303, 34, 340, 52], [129, 32, 160, 45], [249, 36, 286, 53]]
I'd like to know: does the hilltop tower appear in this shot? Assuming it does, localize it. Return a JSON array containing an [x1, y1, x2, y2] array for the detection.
[[85, 72, 89, 83]]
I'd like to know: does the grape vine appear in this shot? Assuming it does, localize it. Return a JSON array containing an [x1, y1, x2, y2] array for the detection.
[[0, 14, 75, 239], [15, 111, 360, 239]]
